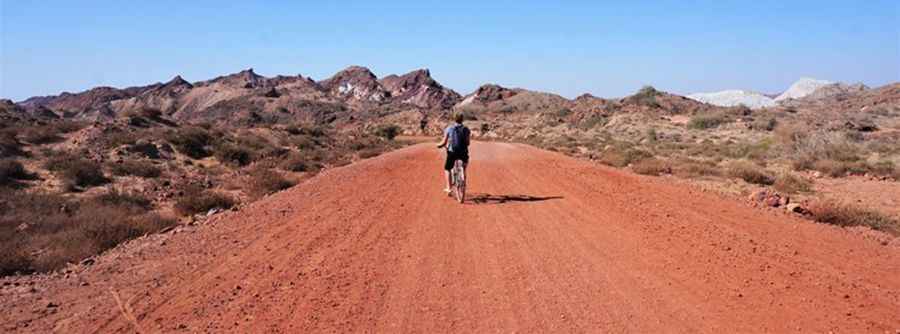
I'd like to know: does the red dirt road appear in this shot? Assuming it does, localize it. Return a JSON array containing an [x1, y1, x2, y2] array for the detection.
[[2, 142, 899, 333]]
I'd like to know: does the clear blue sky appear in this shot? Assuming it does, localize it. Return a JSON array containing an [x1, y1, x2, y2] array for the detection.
[[1, 1, 898, 101]]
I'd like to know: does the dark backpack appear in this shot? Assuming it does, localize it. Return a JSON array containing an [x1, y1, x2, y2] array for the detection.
[[448, 124, 470, 152]]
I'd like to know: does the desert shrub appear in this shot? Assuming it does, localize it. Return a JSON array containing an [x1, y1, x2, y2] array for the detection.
[[672, 159, 722, 178], [174, 187, 236, 216], [279, 152, 317, 172], [868, 160, 896, 177], [809, 202, 899, 236], [631, 158, 670, 176], [0, 129, 25, 158], [750, 117, 778, 131], [95, 190, 152, 210], [373, 124, 402, 140], [809, 159, 868, 177], [773, 173, 813, 194], [213, 142, 254, 166], [598, 145, 652, 168], [0, 159, 32, 187], [285, 124, 327, 137], [47, 157, 109, 190], [645, 128, 658, 143], [0, 242, 32, 276], [688, 112, 728, 130], [19, 124, 64, 144], [104, 130, 140, 148], [630, 86, 660, 107], [358, 148, 383, 159], [248, 167, 295, 198], [167, 126, 213, 159], [53, 120, 86, 133], [0, 191, 175, 275], [726, 161, 774, 185], [287, 134, 319, 150], [577, 114, 607, 130], [108, 159, 162, 178]]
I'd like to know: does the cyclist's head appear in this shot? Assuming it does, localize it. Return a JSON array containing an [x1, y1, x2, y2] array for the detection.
[[453, 112, 464, 124]]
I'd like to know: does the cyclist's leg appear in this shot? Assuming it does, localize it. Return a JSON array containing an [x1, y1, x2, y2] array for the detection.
[[443, 151, 454, 192]]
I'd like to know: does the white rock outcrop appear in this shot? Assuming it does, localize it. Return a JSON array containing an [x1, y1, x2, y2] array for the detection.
[[774, 78, 833, 101], [686, 90, 776, 109]]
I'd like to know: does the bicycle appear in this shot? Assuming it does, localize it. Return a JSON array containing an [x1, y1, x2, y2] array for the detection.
[[450, 159, 466, 204]]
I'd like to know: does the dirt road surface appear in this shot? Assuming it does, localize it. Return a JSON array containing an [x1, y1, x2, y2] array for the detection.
[[2, 142, 899, 333]]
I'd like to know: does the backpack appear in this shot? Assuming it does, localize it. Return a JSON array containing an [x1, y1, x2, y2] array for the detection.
[[448, 124, 470, 152]]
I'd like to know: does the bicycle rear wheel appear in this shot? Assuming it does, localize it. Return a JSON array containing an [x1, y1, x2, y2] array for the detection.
[[454, 161, 465, 203]]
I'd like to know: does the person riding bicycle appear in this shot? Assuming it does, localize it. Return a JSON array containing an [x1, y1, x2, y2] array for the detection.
[[437, 113, 471, 194]]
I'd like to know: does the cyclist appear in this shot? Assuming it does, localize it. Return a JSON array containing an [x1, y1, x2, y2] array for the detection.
[[436, 113, 471, 194]]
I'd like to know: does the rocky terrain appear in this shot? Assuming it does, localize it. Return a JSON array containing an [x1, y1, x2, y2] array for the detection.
[[2, 66, 899, 280]]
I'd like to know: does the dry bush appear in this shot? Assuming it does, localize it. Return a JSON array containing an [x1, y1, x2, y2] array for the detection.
[[726, 161, 774, 185], [810, 159, 867, 177], [108, 159, 162, 178], [868, 160, 896, 178], [750, 117, 778, 131], [631, 158, 670, 176], [358, 147, 383, 159], [278, 152, 318, 172], [167, 126, 214, 159], [598, 145, 652, 168], [19, 124, 64, 144], [285, 124, 327, 137], [0, 159, 33, 187], [671, 159, 722, 178], [688, 112, 728, 130], [95, 189, 152, 210], [0, 191, 174, 276], [248, 166, 295, 198], [773, 173, 813, 194], [373, 124, 402, 140], [213, 142, 254, 166], [809, 202, 899, 236], [174, 186, 236, 216], [0, 129, 25, 158], [46, 157, 109, 191]]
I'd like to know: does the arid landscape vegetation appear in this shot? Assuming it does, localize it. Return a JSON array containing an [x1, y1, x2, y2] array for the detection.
[[2, 66, 899, 277]]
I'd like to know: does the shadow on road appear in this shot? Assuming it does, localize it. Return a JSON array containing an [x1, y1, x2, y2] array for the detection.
[[467, 193, 563, 205]]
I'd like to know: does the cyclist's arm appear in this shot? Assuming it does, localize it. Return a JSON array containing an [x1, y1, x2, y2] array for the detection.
[[437, 132, 448, 148]]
